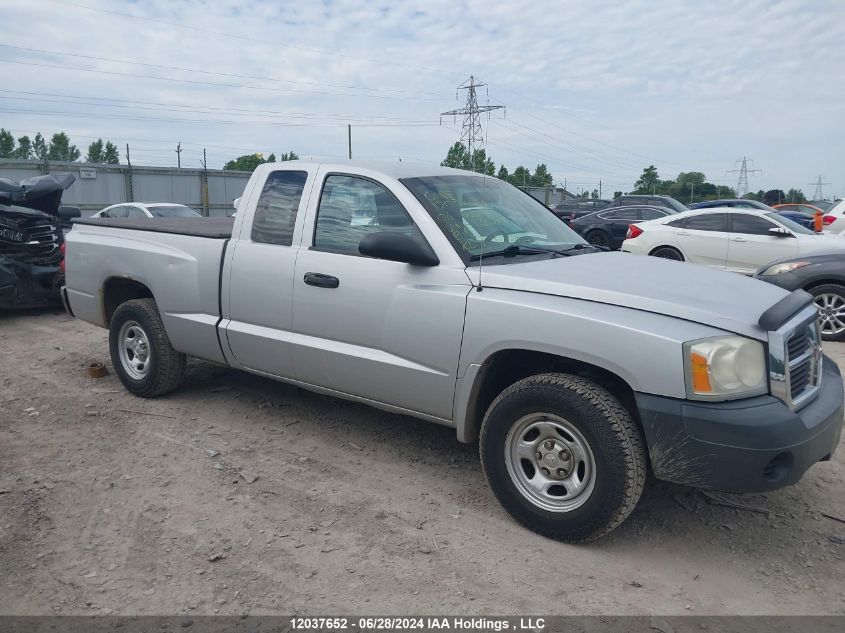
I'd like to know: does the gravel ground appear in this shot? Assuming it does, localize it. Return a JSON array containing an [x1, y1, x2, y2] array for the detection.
[[0, 309, 843, 616]]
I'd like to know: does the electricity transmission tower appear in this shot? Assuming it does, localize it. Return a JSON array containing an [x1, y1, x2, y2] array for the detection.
[[440, 76, 504, 160], [809, 175, 830, 201], [727, 157, 761, 197]]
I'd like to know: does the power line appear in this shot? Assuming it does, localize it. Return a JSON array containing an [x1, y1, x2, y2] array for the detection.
[[0, 90, 438, 123], [0, 44, 443, 98], [46, 0, 462, 78], [0, 59, 443, 102]]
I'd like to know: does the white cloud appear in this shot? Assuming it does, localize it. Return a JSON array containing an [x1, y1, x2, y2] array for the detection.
[[0, 0, 842, 197]]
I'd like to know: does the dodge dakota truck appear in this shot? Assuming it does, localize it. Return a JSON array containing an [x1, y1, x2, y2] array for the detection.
[[64, 161, 844, 542]]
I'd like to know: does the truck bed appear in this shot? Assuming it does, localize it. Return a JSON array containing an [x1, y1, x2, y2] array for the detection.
[[73, 216, 234, 238]]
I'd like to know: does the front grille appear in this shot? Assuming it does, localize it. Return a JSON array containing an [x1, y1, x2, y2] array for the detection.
[[768, 308, 822, 410], [0, 220, 60, 264]]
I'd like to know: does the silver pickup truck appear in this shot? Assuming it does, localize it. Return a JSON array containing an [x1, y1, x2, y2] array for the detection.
[[63, 161, 843, 542]]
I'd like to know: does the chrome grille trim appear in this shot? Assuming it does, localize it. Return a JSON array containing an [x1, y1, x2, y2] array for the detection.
[[767, 305, 823, 411]]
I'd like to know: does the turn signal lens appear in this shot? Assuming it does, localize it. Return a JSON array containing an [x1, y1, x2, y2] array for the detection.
[[690, 352, 712, 393]]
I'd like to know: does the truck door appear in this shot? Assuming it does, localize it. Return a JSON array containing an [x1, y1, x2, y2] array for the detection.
[[290, 172, 470, 420], [224, 169, 312, 377]]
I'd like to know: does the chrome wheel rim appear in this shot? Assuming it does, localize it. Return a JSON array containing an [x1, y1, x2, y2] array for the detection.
[[815, 293, 845, 336], [504, 413, 596, 512], [118, 320, 151, 379]]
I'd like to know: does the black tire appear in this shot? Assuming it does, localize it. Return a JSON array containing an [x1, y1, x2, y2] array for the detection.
[[650, 246, 684, 261], [585, 229, 610, 248], [109, 298, 186, 397], [807, 283, 845, 342], [479, 373, 646, 543]]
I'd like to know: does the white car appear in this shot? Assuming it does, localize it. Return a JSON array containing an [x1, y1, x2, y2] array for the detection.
[[93, 203, 202, 219], [826, 199, 845, 235], [621, 207, 845, 275]]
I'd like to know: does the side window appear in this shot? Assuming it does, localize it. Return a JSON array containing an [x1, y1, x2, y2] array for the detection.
[[609, 208, 638, 220], [251, 170, 308, 245], [125, 206, 146, 218], [314, 175, 414, 256], [640, 208, 666, 221], [685, 213, 728, 232], [666, 216, 687, 228], [730, 213, 777, 235], [106, 205, 127, 218]]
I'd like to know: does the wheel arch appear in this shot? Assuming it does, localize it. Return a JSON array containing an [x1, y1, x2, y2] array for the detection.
[[102, 276, 154, 326], [648, 244, 684, 259], [457, 348, 640, 444]]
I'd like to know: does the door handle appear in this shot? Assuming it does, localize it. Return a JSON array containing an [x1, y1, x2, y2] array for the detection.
[[303, 272, 340, 288], [732, 237, 746, 242], [676, 231, 690, 236]]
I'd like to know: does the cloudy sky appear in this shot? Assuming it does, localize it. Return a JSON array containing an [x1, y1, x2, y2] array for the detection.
[[1, 0, 843, 198]]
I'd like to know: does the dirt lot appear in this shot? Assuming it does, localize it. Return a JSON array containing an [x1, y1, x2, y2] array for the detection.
[[1, 309, 843, 616]]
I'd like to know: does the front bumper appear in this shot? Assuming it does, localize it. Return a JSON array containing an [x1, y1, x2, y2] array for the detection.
[[0, 257, 63, 309], [635, 355, 843, 492]]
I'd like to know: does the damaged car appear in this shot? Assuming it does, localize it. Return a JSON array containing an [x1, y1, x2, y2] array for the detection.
[[0, 173, 75, 309]]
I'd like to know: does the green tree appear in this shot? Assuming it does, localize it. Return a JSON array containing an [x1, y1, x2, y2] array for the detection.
[[86, 138, 105, 163], [224, 153, 267, 171], [279, 151, 299, 161], [103, 141, 120, 164], [441, 142, 470, 169], [530, 164, 553, 187], [497, 165, 509, 181], [0, 128, 15, 158], [786, 188, 807, 203], [676, 171, 706, 186], [13, 135, 33, 159], [613, 191, 623, 199], [470, 149, 495, 175], [509, 166, 531, 187], [47, 132, 80, 161], [267, 153, 276, 162], [633, 165, 660, 194], [33, 133, 48, 160]]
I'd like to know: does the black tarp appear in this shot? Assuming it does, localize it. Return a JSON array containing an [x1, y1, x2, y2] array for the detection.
[[0, 173, 76, 215]]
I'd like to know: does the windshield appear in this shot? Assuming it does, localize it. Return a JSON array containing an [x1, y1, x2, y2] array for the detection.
[[766, 212, 814, 234], [400, 175, 585, 261], [664, 198, 690, 213], [149, 204, 201, 218]]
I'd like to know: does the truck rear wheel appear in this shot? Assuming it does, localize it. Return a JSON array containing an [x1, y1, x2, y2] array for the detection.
[[479, 373, 646, 543], [109, 298, 186, 397]]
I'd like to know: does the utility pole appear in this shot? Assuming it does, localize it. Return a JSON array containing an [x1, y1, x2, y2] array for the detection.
[[124, 143, 134, 202], [347, 124, 352, 159], [176, 142, 182, 169], [599, 180, 602, 199], [440, 76, 504, 171], [201, 148, 209, 217], [727, 157, 761, 198], [809, 175, 830, 201], [689, 182, 695, 204]]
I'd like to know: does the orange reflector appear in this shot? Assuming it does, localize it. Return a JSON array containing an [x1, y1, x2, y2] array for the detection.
[[690, 352, 712, 393]]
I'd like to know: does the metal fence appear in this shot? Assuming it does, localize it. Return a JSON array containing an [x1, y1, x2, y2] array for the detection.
[[0, 159, 251, 217]]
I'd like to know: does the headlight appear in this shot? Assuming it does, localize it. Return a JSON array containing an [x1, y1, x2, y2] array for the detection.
[[760, 261, 810, 276], [683, 336, 767, 400]]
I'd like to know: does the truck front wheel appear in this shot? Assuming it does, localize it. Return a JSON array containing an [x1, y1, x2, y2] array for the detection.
[[109, 298, 186, 397], [479, 373, 646, 543]]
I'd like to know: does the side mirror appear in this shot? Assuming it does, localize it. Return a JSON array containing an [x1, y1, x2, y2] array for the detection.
[[233, 197, 241, 210], [359, 231, 439, 266], [769, 227, 793, 237], [58, 205, 82, 221]]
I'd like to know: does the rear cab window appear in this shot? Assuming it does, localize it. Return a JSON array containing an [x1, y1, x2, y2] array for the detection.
[[251, 170, 309, 245]]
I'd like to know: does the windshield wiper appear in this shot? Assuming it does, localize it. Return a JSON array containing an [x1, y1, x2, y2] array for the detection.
[[468, 243, 605, 261]]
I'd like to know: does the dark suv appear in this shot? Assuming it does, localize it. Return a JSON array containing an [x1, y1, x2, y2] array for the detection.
[[605, 195, 688, 213], [551, 199, 611, 223]]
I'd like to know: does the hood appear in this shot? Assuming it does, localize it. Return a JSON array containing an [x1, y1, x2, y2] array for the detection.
[[465, 252, 789, 339], [0, 173, 76, 215]]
